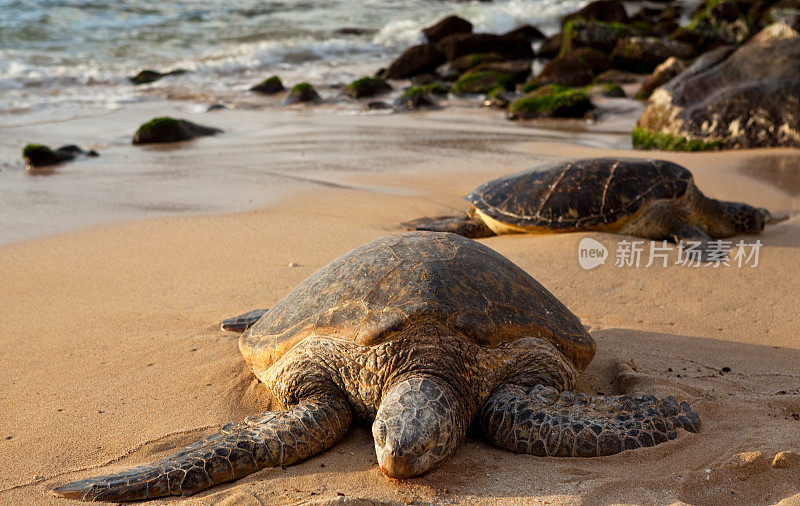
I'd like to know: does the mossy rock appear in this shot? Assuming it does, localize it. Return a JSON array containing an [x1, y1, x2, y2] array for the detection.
[[422, 82, 451, 95], [560, 19, 640, 54], [507, 84, 593, 120], [250, 76, 285, 94], [395, 87, 436, 110], [345, 77, 392, 98], [452, 70, 514, 94], [632, 126, 724, 151], [285, 82, 322, 104], [132, 117, 222, 144], [583, 82, 626, 97], [449, 52, 505, 72], [519, 80, 542, 93]]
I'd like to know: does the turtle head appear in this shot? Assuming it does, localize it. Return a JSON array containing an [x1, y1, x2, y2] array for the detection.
[[700, 200, 770, 237], [373, 375, 469, 479], [724, 202, 769, 235]]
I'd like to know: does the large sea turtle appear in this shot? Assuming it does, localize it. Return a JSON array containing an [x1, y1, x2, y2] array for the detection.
[[53, 232, 699, 502], [407, 158, 777, 242]]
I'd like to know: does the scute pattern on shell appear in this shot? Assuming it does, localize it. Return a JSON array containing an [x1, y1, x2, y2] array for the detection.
[[241, 232, 593, 375], [466, 158, 693, 229]]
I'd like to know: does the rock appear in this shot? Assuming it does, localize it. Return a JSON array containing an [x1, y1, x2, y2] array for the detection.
[[384, 44, 446, 79], [394, 87, 437, 111], [562, 0, 630, 26], [335, 27, 372, 36], [507, 84, 593, 120], [635, 56, 686, 99], [206, 104, 227, 112], [437, 33, 534, 62], [129, 69, 187, 85], [452, 70, 514, 94], [595, 69, 643, 84], [344, 77, 392, 98], [611, 36, 696, 73], [250, 75, 285, 94], [284, 82, 322, 105], [772, 451, 800, 469], [362, 101, 392, 111], [448, 53, 505, 73], [538, 33, 563, 59], [674, 0, 753, 52], [537, 48, 610, 87], [584, 82, 626, 97], [561, 19, 640, 53], [22, 144, 98, 168], [423, 15, 473, 43], [420, 82, 451, 95], [637, 22, 800, 149], [484, 87, 518, 108], [504, 24, 546, 42], [132, 117, 222, 144], [471, 60, 532, 83]]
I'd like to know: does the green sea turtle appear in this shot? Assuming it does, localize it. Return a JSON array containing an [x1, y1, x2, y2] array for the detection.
[[407, 157, 776, 243], [53, 232, 699, 502]]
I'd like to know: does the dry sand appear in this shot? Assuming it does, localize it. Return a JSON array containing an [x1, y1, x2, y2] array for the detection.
[[1, 105, 799, 505]]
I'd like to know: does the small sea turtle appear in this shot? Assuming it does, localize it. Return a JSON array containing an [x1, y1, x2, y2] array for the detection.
[[407, 158, 776, 242], [53, 232, 699, 502]]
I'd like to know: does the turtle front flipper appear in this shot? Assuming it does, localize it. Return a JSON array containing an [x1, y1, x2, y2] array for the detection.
[[220, 309, 269, 332], [402, 214, 495, 238], [480, 384, 700, 457], [52, 393, 352, 502]]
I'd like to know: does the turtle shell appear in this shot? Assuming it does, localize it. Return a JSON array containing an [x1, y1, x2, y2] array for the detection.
[[465, 158, 693, 231], [241, 231, 594, 377]]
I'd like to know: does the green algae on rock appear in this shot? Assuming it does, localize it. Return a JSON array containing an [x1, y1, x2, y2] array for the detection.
[[345, 77, 392, 98], [132, 117, 222, 145], [250, 76, 285, 95], [285, 82, 322, 105], [632, 127, 724, 151], [452, 70, 513, 95], [507, 84, 593, 120]]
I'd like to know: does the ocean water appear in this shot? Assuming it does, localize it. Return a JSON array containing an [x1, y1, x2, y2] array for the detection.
[[0, 0, 589, 114]]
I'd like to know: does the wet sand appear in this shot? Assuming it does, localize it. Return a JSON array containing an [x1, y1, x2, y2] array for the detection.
[[0, 104, 799, 505]]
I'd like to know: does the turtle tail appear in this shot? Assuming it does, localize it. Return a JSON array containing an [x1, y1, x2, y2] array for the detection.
[[402, 213, 495, 238], [480, 384, 700, 457], [52, 393, 351, 502]]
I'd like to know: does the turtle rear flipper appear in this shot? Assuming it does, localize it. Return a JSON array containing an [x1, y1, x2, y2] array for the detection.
[[480, 384, 700, 457], [403, 214, 495, 238], [220, 309, 269, 332], [52, 392, 351, 502]]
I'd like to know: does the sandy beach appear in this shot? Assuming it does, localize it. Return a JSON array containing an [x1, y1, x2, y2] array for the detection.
[[1, 103, 799, 505]]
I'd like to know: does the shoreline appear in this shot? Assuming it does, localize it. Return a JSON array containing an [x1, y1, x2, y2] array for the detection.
[[1, 108, 799, 503]]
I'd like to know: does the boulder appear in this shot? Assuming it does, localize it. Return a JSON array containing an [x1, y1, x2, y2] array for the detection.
[[423, 15, 472, 43], [508, 84, 593, 120], [635, 56, 686, 99], [562, 0, 629, 26], [448, 53, 505, 73], [132, 117, 222, 144], [284, 82, 322, 104], [560, 19, 640, 53], [471, 60, 532, 83], [452, 70, 514, 94], [538, 33, 563, 59], [537, 48, 611, 87], [250, 75, 285, 94], [611, 36, 696, 73], [503, 24, 546, 42], [395, 87, 437, 111], [437, 33, 534, 61], [636, 22, 800, 149], [129, 69, 187, 85], [345, 77, 392, 98], [22, 144, 98, 168], [385, 44, 446, 79]]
